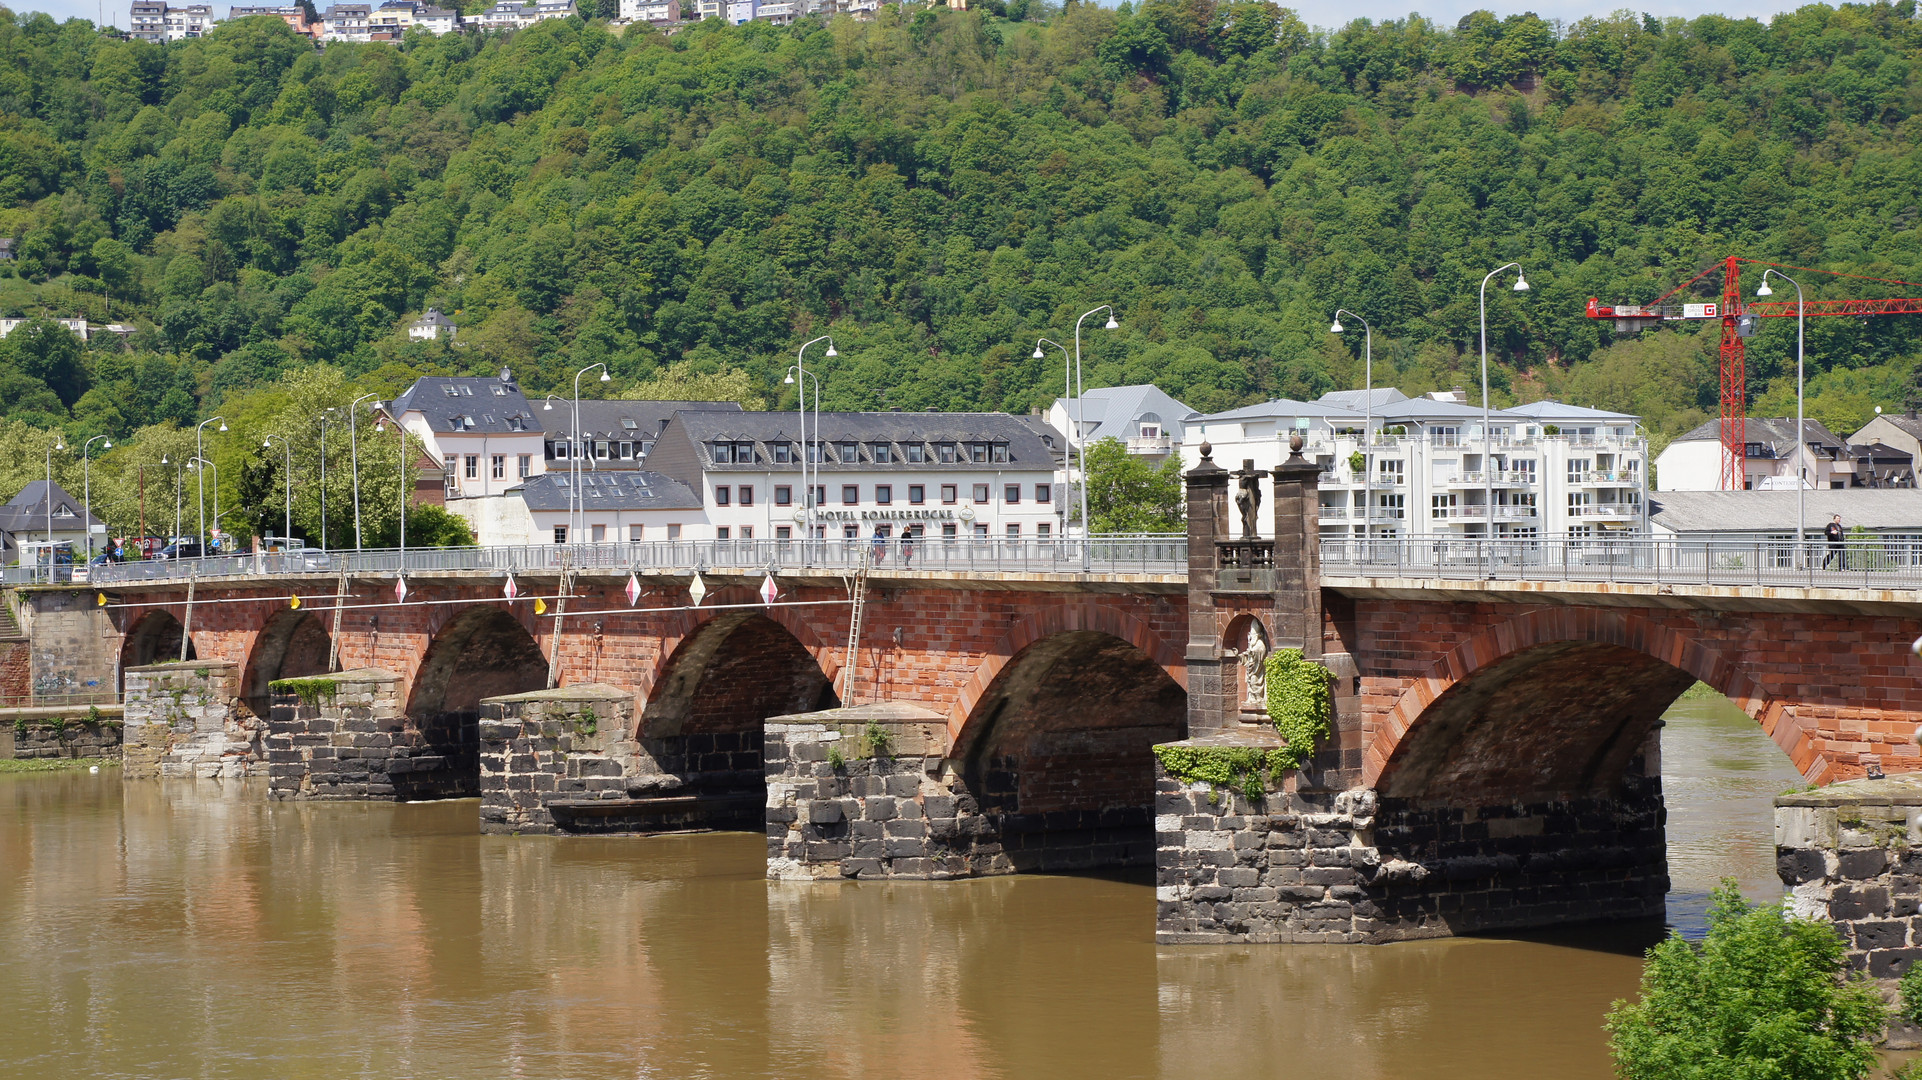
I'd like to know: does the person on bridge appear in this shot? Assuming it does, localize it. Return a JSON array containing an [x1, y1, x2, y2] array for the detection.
[[1824, 514, 1846, 569], [871, 527, 888, 564]]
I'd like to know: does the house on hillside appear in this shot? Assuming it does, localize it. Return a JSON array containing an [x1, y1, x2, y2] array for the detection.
[[407, 308, 457, 341], [0, 481, 107, 562], [0, 318, 88, 341]]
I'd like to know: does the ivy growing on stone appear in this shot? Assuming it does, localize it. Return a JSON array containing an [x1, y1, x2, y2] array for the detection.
[[574, 706, 599, 738], [1151, 744, 1290, 802], [1266, 648, 1333, 772], [269, 677, 339, 707]]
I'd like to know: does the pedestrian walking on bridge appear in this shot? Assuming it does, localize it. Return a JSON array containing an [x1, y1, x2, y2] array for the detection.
[[1823, 513, 1845, 569]]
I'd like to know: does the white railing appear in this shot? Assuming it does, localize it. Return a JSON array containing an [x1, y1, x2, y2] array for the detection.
[[1322, 536, 1922, 590], [26, 535, 1192, 586]]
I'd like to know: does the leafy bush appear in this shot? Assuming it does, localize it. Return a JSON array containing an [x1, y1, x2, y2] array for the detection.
[[1606, 882, 1884, 1080], [1265, 648, 1332, 771]]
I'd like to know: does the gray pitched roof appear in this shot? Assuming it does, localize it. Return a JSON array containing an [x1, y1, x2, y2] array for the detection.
[[1051, 385, 1197, 443], [390, 376, 536, 435], [0, 480, 102, 535], [542, 399, 742, 442], [1504, 399, 1639, 421], [1650, 490, 1922, 533], [1197, 398, 1364, 423], [1672, 417, 1844, 449], [517, 471, 701, 512], [1860, 413, 1922, 440], [1317, 388, 1409, 411], [670, 410, 1062, 472]]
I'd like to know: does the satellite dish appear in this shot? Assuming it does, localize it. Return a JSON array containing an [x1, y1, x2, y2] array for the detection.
[[499, 367, 513, 383]]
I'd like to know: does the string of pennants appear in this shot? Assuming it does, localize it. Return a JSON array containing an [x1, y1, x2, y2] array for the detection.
[[95, 571, 790, 615]]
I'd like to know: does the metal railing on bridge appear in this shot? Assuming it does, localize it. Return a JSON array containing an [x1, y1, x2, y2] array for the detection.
[[1321, 535, 1922, 591], [11, 534, 1190, 587]]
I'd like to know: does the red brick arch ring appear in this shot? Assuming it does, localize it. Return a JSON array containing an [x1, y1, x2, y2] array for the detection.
[[1361, 607, 1816, 788], [638, 592, 845, 730], [947, 604, 1188, 744]]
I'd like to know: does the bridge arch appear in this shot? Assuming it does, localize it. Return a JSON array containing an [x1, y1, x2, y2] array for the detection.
[[948, 604, 1184, 742], [119, 609, 194, 686], [406, 606, 549, 719], [640, 607, 839, 741], [241, 609, 332, 716], [1365, 608, 1807, 798]]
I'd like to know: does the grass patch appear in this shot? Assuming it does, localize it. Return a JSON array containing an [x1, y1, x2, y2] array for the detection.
[[269, 677, 340, 707], [0, 757, 119, 774]]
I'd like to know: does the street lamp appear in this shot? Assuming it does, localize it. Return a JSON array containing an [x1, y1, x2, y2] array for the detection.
[[164, 455, 182, 553], [81, 434, 111, 560], [1070, 306, 1118, 552], [44, 436, 65, 562], [571, 364, 612, 542], [1479, 264, 1529, 545], [1758, 269, 1807, 563], [348, 393, 380, 551], [1331, 310, 1372, 541], [318, 409, 340, 551], [189, 457, 219, 553], [787, 336, 836, 542], [373, 407, 407, 563], [263, 435, 292, 552], [194, 415, 226, 553], [1034, 337, 1072, 538]]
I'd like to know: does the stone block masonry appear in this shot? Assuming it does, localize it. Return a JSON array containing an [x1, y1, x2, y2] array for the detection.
[[1, 705, 124, 759], [767, 703, 1157, 881], [265, 669, 476, 800], [122, 661, 256, 779], [1153, 746, 1668, 944], [477, 684, 758, 834], [1777, 774, 1922, 978]]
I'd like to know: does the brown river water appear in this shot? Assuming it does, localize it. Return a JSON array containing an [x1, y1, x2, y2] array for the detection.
[[0, 695, 1811, 1079]]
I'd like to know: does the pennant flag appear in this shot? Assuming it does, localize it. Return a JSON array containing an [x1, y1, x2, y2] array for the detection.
[[687, 572, 708, 606], [534, 597, 547, 615], [503, 574, 519, 601], [760, 573, 779, 605], [394, 576, 408, 604], [290, 594, 301, 609], [95, 592, 107, 607], [625, 573, 641, 607]]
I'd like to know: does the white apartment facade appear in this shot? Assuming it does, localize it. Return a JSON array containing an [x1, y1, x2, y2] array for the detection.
[[386, 373, 547, 502], [1182, 390, 1648, 541], [0, 317, 89, 341], [129, 1, 215, 41]]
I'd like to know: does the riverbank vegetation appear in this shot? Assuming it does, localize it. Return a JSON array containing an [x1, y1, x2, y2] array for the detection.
[[0, 2, 1920, 537], [0, 756, 118, 773]]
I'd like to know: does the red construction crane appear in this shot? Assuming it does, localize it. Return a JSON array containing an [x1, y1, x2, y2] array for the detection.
[[1586, 256, 1922, 490]]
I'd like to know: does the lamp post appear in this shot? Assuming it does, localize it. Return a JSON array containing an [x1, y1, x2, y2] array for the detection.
[[167, 456, 182, 553], [1758, 268, 1807, 563], [788, 336, 836, 542], [1033, 337, 1072, 537], [194, 415, 226, 553], [1331, 310, 1372, 540], [1479, 264, 1529, 545], [1070, 306, 1119, 552], [347, 393, 380, 551], [571, 364, 612, 543], [81, 434, 111, 560], [263, 435, 292, 551], [783, 363, 824, 543], [189, 457, 219, 553], [374, 407, 406, 563], [318, 409, 339, 551], [44, 436, 65, 565]]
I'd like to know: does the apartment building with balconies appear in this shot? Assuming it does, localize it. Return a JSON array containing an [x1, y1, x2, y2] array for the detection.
[[1046, 384, 1195, 465]]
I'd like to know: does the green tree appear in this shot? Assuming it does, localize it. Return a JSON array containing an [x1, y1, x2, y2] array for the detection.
[[1606, 882, 1884, 1080], [1082, 437, 1184, 534], [618, 362, 767, 409]]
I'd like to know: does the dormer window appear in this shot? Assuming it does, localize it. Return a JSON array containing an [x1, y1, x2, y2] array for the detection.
[[712, 442, 734, 464], [905, 443, 925, 463], [968, 443, 988, 463], [938, 443, 956, 464], [991, 443, 1009, 463], [772, 443, 793, 464], [839, 441, 857, 461], [735, 441, 754, 461], [1138, 412, 1162, 439], [507, 417, 524, 431], [871, 443, 892, 464]]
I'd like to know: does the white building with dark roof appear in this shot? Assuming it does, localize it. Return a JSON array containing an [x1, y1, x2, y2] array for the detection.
[[1046, 384, 1195, 463], [407, 308, 457, 341], [541, 399, 743, 470], [1654, 418, 1901, 492], [387, 372, 544, 501]]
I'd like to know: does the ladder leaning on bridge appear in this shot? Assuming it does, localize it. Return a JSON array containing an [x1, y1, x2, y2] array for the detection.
[[840, 555, 870, 707]]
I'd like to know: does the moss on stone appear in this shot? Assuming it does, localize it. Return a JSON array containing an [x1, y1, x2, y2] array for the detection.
[[270, 677, 340, 707]]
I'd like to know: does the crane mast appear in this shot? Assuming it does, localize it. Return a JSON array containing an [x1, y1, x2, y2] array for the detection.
[[1585, 256, 1922, 490]]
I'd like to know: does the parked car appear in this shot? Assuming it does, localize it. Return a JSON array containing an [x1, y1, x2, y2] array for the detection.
[[157, 541, 204, 560]]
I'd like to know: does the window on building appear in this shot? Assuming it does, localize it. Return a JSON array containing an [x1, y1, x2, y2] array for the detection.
[[715, 486, 731, 506], [619, 442, 633, 459], [969, 443, 988, 463], [1036, 483, 1051, 503], [814, 485, 826, 508], [717, 527, 730, 539], [807, 442, 822, 463], [992, 443, 1009, 463], [906, 444, 926, 463], [1004, 484, 1020, 504], [740, 526, 753, 539], [592, 524, 606, 542], [876, 485, 892, 505], [872, 443, 892, 464], [776, 526, 791, 539], [1568, 458, 1591, 482], [938, 443, 957, 463], [942, 523, 958, 539], [712, 442, 734, 464], [1430, 494, 1456, 519], [629, 524, 643, 541], [942, 484, 958, 504], [591, 441, 607, 460], [775, 485, 792, 506], [839, 441, 857, 462], [843, 485, 859, 505], [463, 455, 478, 479], [1006, 523, 1020, 539], [738, 485, 753, 506], [736, 442, 754, 461], [972, 484, 990, 503], [773, 443, 793, 464], [492, 455, 505, 479], [974, 523, 989, 538], [554, 526, 567, 544], [908, 485, 924, 504], [844, 525, 859, 539], [667, 524, 681, 540], [1037, 522, 1052, 538], [518, 454, 531, 478]]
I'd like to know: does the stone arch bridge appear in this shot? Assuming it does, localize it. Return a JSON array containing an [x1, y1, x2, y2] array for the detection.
[[9, 446, 1916, 946]]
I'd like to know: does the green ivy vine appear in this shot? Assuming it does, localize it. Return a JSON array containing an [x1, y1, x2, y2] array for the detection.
[[1152, 744, 1292, 803], [1266, 648, 1333, 772], [270, 677, 340, 707]]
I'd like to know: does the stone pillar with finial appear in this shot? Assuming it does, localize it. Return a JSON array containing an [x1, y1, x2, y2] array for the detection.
[[1270, 428, 1323, 657], [1184, 439, 1233, 733]]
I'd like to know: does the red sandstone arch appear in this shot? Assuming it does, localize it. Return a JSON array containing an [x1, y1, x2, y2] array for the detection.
[[406, 606, 550, 718], [639, 603, 840, 740], [1364, 608, 1808, 793], [119, 609, 195, 686], [240, 608, 331, 714], [948, 605, 1186, 741]]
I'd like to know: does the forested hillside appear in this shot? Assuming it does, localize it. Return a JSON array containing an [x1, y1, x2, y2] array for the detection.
[[1, 0, 1921, 537]]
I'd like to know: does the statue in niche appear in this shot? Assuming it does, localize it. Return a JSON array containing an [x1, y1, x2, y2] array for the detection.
[[1242, 622, 1270, 708], [1233, 459, 1266, 540]]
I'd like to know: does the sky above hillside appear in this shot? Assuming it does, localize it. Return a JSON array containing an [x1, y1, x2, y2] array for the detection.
[[16, 0, 1825, 34]]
